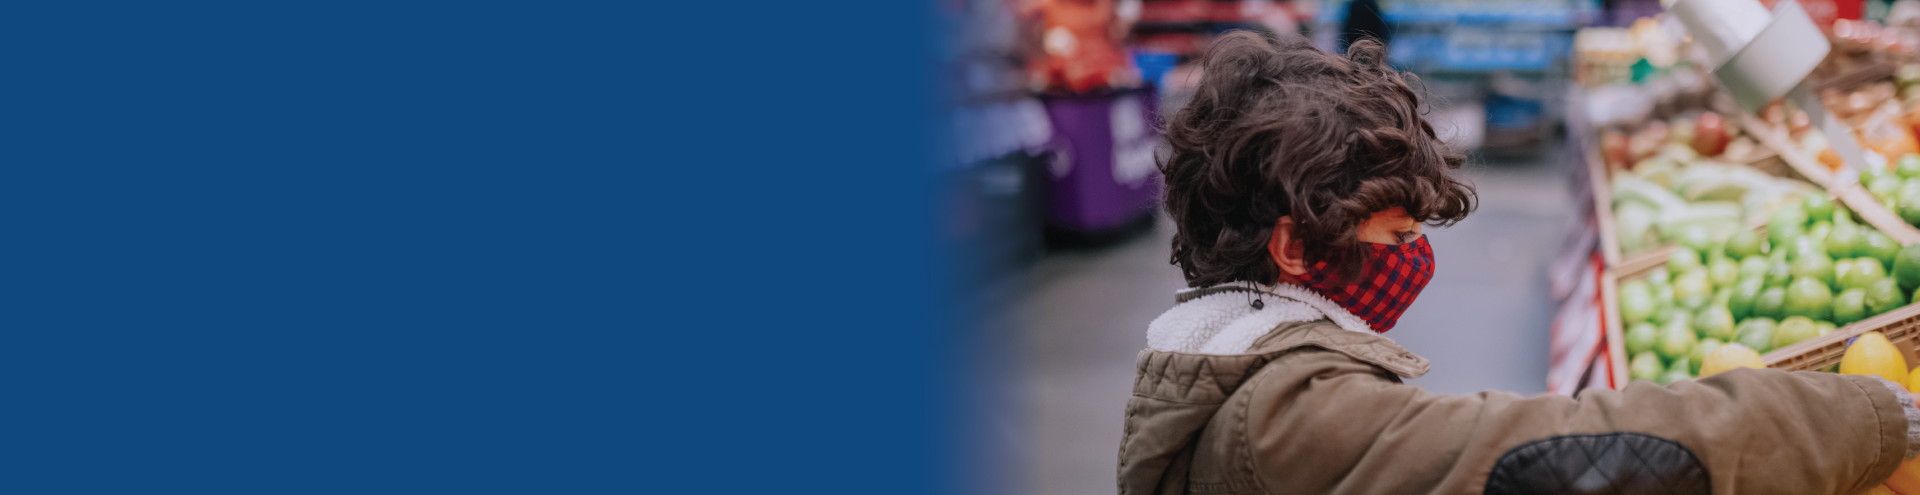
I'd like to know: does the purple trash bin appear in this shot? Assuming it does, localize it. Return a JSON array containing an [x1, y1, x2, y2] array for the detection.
[[1039, 88, 1161, 238]]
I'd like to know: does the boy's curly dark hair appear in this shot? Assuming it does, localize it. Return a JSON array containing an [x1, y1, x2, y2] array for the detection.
[[1161, 32, 1476, 287]]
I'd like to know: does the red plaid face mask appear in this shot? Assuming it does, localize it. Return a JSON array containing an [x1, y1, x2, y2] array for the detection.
[[1297, 236, 1435, 333]]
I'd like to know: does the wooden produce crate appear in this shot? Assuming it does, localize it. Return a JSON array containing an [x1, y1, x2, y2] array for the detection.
[[1585, 122, 1811, 390], [1765, 302, 1920, 371], [1602, 219, 1920, 382], [1743, 44, 1920, 373], [1598, 269, 1627, 389], [1582, 88, 1912, 390], [1586, 141, 1627, 268]]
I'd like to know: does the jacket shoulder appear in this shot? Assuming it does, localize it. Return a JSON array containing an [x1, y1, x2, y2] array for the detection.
[[1246, 320, 1430, 379], [1182, 337, 1417, 494]]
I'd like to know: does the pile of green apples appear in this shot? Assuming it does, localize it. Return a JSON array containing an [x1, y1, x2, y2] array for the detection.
[[1867, 154, 1920, 228], [1616, 191, 1920, 384]]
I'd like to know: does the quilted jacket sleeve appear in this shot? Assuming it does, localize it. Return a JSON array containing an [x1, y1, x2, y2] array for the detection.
[[1240, 348, 1913, 495]]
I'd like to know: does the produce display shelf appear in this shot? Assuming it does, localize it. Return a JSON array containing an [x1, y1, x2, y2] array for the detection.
[[1584, 111, 1920, 390], [1587, 114, 1794, 273], [1605, 245, 1920, 375], [1570, 9, 1920, 393]]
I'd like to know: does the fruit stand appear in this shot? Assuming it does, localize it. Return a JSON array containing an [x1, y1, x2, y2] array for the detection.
[[1560, 1, 1920, 396]]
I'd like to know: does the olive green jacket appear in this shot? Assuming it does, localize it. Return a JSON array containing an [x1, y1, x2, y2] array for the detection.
[[1118, 316, 1915, 495]]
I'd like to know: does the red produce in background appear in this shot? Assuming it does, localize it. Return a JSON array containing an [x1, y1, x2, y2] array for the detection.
[[1602, 129, 1630, 169], [1019, 0, 1136, 93], [1693, 111, 1730, 157]]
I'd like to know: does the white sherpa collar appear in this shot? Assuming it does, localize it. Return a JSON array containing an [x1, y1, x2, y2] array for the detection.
[[1146, 282, 1376, 355]]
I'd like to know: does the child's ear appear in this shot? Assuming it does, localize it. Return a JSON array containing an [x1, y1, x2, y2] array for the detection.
[[1268, 217, 1308, 278]]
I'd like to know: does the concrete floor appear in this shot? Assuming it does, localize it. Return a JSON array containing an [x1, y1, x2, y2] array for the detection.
[[1011, 152, 1576, 495]]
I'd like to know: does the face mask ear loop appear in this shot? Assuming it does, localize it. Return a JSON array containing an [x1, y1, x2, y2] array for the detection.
[[1238, 281, 1264, 310]]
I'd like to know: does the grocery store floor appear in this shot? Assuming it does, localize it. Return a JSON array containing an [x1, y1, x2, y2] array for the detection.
[[1000, 143, 1577, 495]]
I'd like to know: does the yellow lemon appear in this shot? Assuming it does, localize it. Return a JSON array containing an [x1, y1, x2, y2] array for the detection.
[[1698, 343, 1765, 377], [1909, 367, 1920, 395], [1864, 483, 1899, 495], [1886, 458, 1920, 495], [1840, 332, 1909, 389]]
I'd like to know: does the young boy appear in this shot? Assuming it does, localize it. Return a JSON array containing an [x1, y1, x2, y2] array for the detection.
[[1117, 31, 1920, 495]]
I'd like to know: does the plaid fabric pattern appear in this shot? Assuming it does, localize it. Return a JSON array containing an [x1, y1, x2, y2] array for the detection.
[[1298, 236, 1435, 333]]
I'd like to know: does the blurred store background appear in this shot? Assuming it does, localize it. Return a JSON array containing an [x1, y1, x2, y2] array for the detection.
[[940, 0, 1911, 493]]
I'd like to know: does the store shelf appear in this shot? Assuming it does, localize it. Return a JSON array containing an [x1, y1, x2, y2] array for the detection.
[[1580, 109, 1920, 391], [1571, 101, 1828, 391], [1555, 0, 1920, 394]]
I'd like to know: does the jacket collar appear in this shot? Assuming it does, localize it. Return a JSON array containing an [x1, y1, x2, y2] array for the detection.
[[1149, 282, 1372, 355], [1173, 282, 1374, 333], [1147, 282, 1429, 378]]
